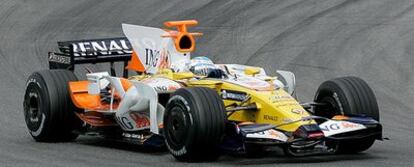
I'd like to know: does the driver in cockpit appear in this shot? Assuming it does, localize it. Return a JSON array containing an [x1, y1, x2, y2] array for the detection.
[[171, 56, 226, 78]]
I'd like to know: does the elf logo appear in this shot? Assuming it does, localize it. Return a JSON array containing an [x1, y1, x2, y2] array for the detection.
[[291, 109, 305, 115]]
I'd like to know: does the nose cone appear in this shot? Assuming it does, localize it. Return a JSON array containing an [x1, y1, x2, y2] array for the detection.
[[250, 89, 316, 132]]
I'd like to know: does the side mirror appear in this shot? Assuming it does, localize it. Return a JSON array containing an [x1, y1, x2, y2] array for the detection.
[[276, 70, 296, 96], [244, 67, 261, 76]]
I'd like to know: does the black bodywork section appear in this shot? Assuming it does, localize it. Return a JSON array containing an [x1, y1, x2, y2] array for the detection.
[[48, 37, 133, 77]]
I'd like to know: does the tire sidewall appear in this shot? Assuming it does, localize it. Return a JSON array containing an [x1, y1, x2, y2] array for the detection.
[[163, 87, 226, 161], [164, 94, 195, 157], [24, 73, 51, 139]]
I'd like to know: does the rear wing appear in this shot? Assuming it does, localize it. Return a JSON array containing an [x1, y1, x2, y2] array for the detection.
[[49, 20, 202, 77], [48, 37, 133, 77]]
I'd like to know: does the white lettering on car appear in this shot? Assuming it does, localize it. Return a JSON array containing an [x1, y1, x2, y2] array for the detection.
[[319, 120, 366, 137], [70, 39, 131, 56]]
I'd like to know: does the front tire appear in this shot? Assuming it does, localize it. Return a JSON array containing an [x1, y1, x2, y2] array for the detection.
[[23, 70, 82, 142], [314, 76, 379, 153], [163, 87, 226, 162]]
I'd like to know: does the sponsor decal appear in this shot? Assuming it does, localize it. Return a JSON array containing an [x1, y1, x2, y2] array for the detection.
[[154, 86, 168, 92], [26, 78, 41, 88], [221, 90, 247, 101], [69, 38, 132, 56], [166, 141, 187, 156], [116, 115, 134, 130], [246, 129, 288, 142], [273, 102, 298, 107], [157, 48, 171, 69], [269, 94, 292, 103], [143, 47, 171, 69], [269, 95, 277, 103], [227, 76, 272, 91], [291, 108, 305, 115], [144, 48, 160, 67], [129, 112, 150, 129], [116, 112, 151, 131], [142, 78, 181, 93], [319, 120, 366, 137], [48, 53, 71, 64], [122, 133, 145, 140], [263, 115, 278, 121]]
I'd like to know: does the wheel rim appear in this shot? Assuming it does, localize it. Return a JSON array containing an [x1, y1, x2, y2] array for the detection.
[[165, 103, 190, 149], [23, 87, 43, 132], [316, 96, 342, 119]]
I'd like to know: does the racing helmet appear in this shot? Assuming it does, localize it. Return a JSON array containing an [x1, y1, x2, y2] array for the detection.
[[189, 57, 220, 76]]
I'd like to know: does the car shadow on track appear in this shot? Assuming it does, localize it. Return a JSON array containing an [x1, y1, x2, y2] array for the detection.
[[75, 137, 384, 164], [220, 148, 384, 165], [75, 137, 168, 156]]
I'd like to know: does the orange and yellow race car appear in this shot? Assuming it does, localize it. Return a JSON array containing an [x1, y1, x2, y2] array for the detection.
[[23, 20, 383, 162]]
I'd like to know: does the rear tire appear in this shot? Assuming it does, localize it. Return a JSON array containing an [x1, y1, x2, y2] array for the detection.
[[163, 87, 226, 162], [314, 76, 379, 153], [23, 70, 82, 142]]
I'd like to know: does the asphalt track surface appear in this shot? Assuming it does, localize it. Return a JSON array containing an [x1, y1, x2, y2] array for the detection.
[[0, 0, 413, 166]]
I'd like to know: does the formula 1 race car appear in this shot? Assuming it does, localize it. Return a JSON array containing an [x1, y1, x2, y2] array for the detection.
[[23, 20, 382, 162]]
